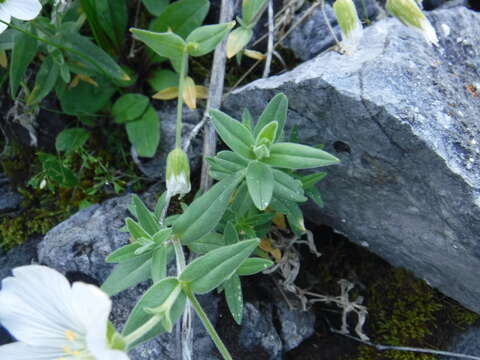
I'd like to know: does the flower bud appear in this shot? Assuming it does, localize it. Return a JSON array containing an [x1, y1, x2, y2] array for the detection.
[[166, 148, 191, 197], [386, 0, 438, 46], [333, 0, 363, 52]]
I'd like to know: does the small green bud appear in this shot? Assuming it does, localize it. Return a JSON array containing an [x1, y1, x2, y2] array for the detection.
[[386, 0, 438, 46], [253, 143, 270, 159], [166, 148, 191, 198], [333, 0, 363, 52]]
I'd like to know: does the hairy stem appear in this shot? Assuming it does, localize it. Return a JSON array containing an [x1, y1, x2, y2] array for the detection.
[[176, 53, 189, 149], [184, 287, 233, 360]]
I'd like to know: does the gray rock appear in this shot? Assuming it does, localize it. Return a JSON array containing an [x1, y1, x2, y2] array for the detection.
[[37, 193, 316, 358], [447, 326, 480, 359], [224, 7, 480, 313], [0, 173, 22, 214], [276, 300, 316, 352], [136, 106, 203, 179], [283, 0, 379, 61]]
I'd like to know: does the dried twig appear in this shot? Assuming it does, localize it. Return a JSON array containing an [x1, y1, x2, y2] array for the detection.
[[262, 0, 274, 78]]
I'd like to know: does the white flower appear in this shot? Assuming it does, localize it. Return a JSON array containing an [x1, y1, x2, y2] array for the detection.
[[166, 148, 191, 198], [0, 0, 42, 34], [0, 265, 129, 360]]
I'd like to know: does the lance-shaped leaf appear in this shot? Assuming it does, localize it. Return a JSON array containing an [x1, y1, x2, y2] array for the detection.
[[102, 253, 152, 296], [106, 243, 143, 263], [300, 172, 327, 188], [122, 278, 186, 347], [28, 55, 60, 105], [272, 169, 307, 202], [186, 22, 235, 57], [188, 232, 225, 254], [132, 194, 161, 236], [10, 26, 37, 96], [263, 143, 340, 169], [179, 239, 259, 294], [224, 221, 239, 245], [210, 109, 255, 160], [270, 197, 306, 236], [247, 161, 274, 211], [131, 28, 186, 60], [254, 93, 288, 141], [173, 172, 244, 244], [237, 257, 273, 276], [256, 121, 278, 146], [126, 217, 151, 242], [224, 274, 243, 324]]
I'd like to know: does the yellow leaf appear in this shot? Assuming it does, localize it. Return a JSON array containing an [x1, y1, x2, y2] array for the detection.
[[183, 76, 197, 110], [0, 50, 8, 68], [195, 86, 209, 99], [152, 87, 179, 100], [260, 238, 282, 263], [272, 213, 287, 230], [244, 49, 266, 61], [69, 74, 98, 89]]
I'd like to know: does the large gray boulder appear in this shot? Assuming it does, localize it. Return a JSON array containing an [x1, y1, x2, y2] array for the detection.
[[224, 7, 480, 313], [37, 192, 315, 359]]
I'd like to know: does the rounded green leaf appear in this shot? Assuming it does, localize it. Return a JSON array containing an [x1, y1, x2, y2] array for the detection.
[[112, 94, 149, 124], [131, 28, 186, 60], [186, 22, 235, 57], [126, 106, 160, 158], [247, 160, 274, 210], [55, 128, 90, 153]]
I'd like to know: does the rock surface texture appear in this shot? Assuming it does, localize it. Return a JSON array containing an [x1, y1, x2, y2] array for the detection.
[[0, 173, 22, 214], [36, 193, 315, 359], [225, 7, 480, 313]]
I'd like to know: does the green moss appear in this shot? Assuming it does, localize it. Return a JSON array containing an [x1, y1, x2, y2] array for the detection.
[[356, 268, 479, 360]]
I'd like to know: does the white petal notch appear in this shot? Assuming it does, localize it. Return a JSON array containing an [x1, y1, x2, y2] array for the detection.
[[0, 265, 130, 360], [0, 0, 42, 34]]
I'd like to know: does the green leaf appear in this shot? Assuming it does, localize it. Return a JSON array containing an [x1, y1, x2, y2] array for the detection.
[[306, 186, 324, 208], [95, 0, 128, 49], [270, 197, 306, 236], [150, 0, 209, 39], [224, 274, 243, 325], [106, 243, 142, 263], [272, 169, 307, 202], [173, 172, 244, 244], [122, 278, 186, 347], [263, 143, 340, 169], [188, 232, 225, 254], [186, 22, 235, 57], [60, 31, 129, 81], [148, 69, 178, 92], [254, 93, 288, 141], [55, 128, 90, 153], [207, 151, 248, 177], [126, 106, 161, 158], [179, 239, 259, 294], [0, 29, 17, 51], [154, 192, 167, 219], [58, 80, 115, 116], [112, 94, 150, 124], [210, 109, 255, 160], [151, 246, 168, 282], [101, 253, 152, 296], [130, 28, 186, 60], [142, 0, 170, 16], [246, 161, 274, 210], [242, 108, 254, 131], [126, 218, 152, 242], [300, 172, 327, 188], [242, 0, 268, 25], [256, 121, 278, 146], [224, 221, 239, 245], [10, 25, 38, 97], [38, 153, 79, 188], [236, 257, 273, 276], [27, 55, 60, 105], [132, 194, 161, 236]]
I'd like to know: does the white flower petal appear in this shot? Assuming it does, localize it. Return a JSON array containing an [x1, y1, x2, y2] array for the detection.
[[0, 6, 11, 34], [0, 342, 65, 360], [2, 0, 41, 21], [0, 265, 81, 346]]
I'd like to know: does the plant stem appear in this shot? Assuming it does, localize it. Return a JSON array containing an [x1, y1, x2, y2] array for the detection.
[[175, 53, 188, 149], [184, 287, 233, 360]]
